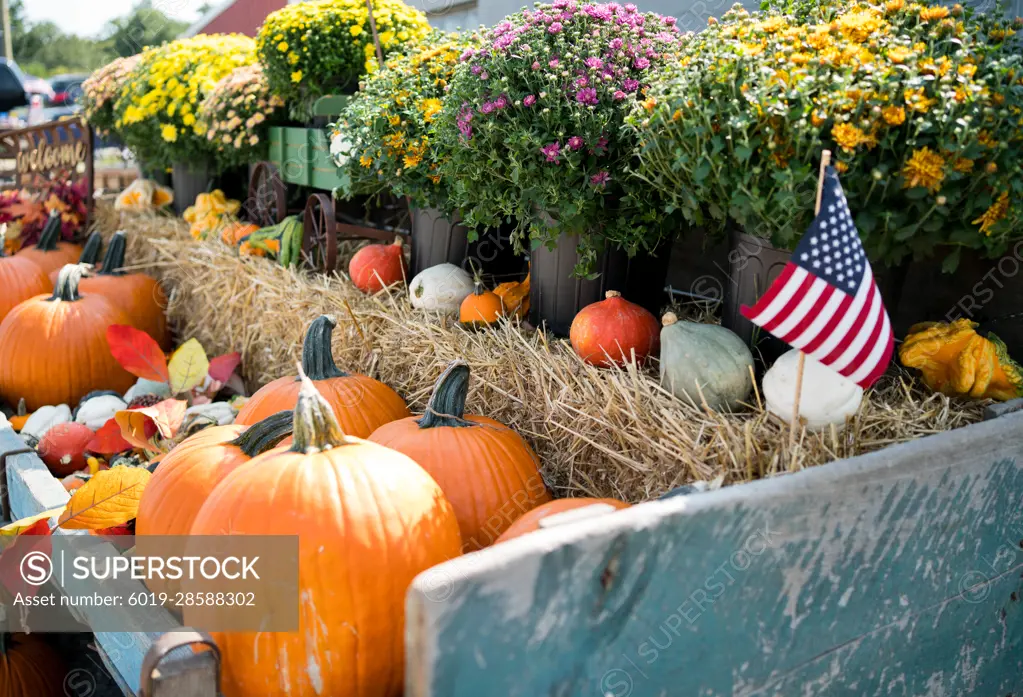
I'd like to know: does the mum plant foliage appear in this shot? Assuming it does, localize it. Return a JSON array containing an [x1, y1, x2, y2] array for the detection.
[[81, 55, 141, 136], [435, 1, 687, 273], [331, 32, 466, 211], [115, 34, 256, 169], [257, 0, 432, 118], [630, 1, 1023, 268], [199, 64, 287, 169]]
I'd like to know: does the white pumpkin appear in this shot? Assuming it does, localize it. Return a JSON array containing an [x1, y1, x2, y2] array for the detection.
[[20, 404, 72, 442], [408, 263, 474, 312], [762, 349, 863, 430], [659, 313, 753, 411], [75, 395, 128, 431], [183, 401, 236, 427]]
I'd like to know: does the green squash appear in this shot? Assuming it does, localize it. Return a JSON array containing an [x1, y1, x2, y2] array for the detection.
[[659, 313, 754, 411]]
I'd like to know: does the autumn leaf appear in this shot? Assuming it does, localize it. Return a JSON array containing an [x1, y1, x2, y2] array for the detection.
[[168, 338, 209, 394], [0, 517, 53, 598], [58, 467, 151, 530], [86, 418, 133, 456], [207, 352, 242, 384], [107, 325, 169, 382], [0, 509, 61, 536], [4, 200, 45, 227], [115, 399, 187, 451]]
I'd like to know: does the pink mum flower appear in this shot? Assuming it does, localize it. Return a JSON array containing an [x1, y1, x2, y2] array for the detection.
[[540, 142, 561, 163], [523, 94, 537, 106], [590, 171, 611, 187], [575, 87, 598, 105], [568, 136, 584, 150]]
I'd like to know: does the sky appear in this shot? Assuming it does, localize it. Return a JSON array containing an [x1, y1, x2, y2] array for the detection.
[[23, 0, 209, 38]]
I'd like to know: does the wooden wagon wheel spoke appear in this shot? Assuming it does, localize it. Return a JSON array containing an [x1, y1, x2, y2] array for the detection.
[[302, 193, 338, 273], [246, 162, 287, 227]]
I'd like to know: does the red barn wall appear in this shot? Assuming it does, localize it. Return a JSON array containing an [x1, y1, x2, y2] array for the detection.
[[196, 0, 287, 36]]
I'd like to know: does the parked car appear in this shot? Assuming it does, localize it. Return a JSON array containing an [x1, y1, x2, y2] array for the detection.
[[48, 73, 88, 107], [0, 58, 28, 114]]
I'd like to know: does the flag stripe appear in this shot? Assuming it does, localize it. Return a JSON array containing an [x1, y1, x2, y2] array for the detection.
[[847, 313, 893, 385], [788, 287, 843, 349], [800, 292, 853, 355], [836, 292, 885, 378], [763, 272, 819, 335], [768, 277, 828, 339], [829, 285, 883, 372], [811, 265, 874, 361], [742, 264, 803, 326]]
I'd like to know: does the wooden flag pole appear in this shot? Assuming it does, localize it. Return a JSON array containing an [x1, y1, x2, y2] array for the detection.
[[790, 149, 832, 451]]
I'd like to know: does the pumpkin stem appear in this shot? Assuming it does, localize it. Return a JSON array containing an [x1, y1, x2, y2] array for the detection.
[[605, 290, 622, 300], [230, 410, 294, 457], [16, 398, 26, 417], [290, 365, 348, 453], [79, 231, 104, 265], [392, 235, 403, 247], [418, 360, 474, 429], [35, 210, 62, 250], [0, 632, 6, 654], [50, 264, 87, 302], [0, 223, 6, 258], [301, 315, 348, 380], [97, 231, 127, 276], [662, 312, 679, 327]]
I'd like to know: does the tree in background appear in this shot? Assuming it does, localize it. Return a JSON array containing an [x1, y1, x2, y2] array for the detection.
[[106, 5, 189, 58]]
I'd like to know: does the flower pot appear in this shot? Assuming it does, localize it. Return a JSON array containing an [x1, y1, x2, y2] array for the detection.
[[139, 161, 171, 188], [411, 208, 469, 276], [171, 161, 213, 215], [529, 233, 672, 336], [464, 219, 528, 284]]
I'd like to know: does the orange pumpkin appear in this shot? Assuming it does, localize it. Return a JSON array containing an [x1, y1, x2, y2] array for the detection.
[[0, 632, 64, 697], [188, 372, 462, 697], [348, 236, 407, 293], [0, 264, 135, 410], [370, 361, 551, 550], [47, 231, 103, 284], [493, 272, 530, 319], [459, 278, 504, 327], [495, 497, 631, 543], [570, 290, 660, 367], [221, 221, 259, 246], [0, 229, 49, 325], [79, 231, 169, 349], [234, 315, 410, 435], [16, 211, 82, 277]]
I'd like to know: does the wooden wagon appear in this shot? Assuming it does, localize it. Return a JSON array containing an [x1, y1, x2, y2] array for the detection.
[[246, 95, 408, 273], [2, 400, 1021, 695]]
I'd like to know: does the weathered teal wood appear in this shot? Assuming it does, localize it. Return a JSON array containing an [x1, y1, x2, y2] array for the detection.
[[407, 412, 1023, 697]]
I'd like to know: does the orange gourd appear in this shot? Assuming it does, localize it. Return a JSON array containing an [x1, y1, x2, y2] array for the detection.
[[220, 221, 259, 246], [0, 228, 49, 325], [349, 236, 407, 293], [37, 422, 93, 477], [0, 264, 135, 410], [493, 272, 530, 319], [459, 277, 504, 327], [495, 497, 631, 543], [47, 231, 103, 284], [16, 211, 81, 277], [235, 315, 410, 435], [79, 231, 170, 349], [370, 361, 551, 551], [0, 632, 64, 697], [570, 290, 660, 367], [188, 372, 462, 697]]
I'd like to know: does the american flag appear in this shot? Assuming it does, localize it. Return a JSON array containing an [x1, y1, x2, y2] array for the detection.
[[741, 167, 893, 388]]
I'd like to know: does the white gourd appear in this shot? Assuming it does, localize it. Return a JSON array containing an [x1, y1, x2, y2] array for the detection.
[[20, 404, 72, 442], [75, 395, 128, 431], [762, 349, 863, 430], [183, 402, 236, 427], [408, 263, 474, 312], [659, 313, 754, 411]]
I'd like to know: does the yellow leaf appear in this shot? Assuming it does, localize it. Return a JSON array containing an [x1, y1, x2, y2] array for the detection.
[[58, 467, 151, 530], [168, 338, 209, 394], [0, 508, 63, 536]]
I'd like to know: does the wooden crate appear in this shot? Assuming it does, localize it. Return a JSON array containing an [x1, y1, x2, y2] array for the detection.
[[267, 95, 349, 191]]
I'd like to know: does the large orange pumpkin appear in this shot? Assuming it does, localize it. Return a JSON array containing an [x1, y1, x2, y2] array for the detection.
[[569, 290, 660, 367], [0, 632, 64, 697], [0, 229, 49, 325], [495, 497, 631, 543], [370, 360, 551, 550], [16, 211, 82, 277], [235, 314, 410, 434], [79, 231, 169, 348], [188, 372, 462, 697], [0, 264, 135, 410], [47, 230, 103, 284]]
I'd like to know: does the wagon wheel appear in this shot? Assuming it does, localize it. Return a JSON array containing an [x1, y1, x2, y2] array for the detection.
[[246, 162, 287, 227], [302, 193, 338, 272]]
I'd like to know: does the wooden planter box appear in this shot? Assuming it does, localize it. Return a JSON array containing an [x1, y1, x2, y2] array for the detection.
[[266, 95, 349, 190], [4, 408, 1022, 695]]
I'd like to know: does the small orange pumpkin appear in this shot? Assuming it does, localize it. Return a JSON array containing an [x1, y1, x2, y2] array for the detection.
[[188, 371, 462, 697], [16, 211, 82, 277], [234, 315, 410, 435], [348, 236, 407, 293], [0, 264, 135, 410], [570, 290, 660, 367], [0, 227, 49, 325], [47, 231, 103, 285], [459, 277, 504, 327], [0, 632, 65, 697], [493, 272, 530, 319], [79, 231, 169, 349], [221, 221, 260, 246], [495, 497, 631, 543], [369, 361, 551, 550]]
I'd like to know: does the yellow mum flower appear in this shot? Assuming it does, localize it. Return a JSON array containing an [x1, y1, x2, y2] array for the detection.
[[973, 191, 1010, 235], [882, 106, 905, 125], [288, 52, 300, 65], [952, 158, 974, 173], [904, 87, 936, 112], [277, 41, 289, 52], [919, 6, 950, 20], [418, 98, 442, 122], [291, 70, 303, 83], [902, 147, 946, 192], [888, 46, 911, 64], [360, 155, 373, 168], [832, 123, 868, 152], [350, 24, 364, 36], [161, 124, 178, 142], [182, 113, 196, 126]]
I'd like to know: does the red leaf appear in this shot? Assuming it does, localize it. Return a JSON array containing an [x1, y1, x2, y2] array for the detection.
[[106, 325, 169, 382], [0, 520, 53, 599], [115, 399, 187, 452], [207, 352, 242, 383], [86, 418, 133, 456]]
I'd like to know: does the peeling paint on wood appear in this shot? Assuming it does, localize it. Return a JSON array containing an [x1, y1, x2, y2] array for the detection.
[[407, 412, 1023, 697]]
